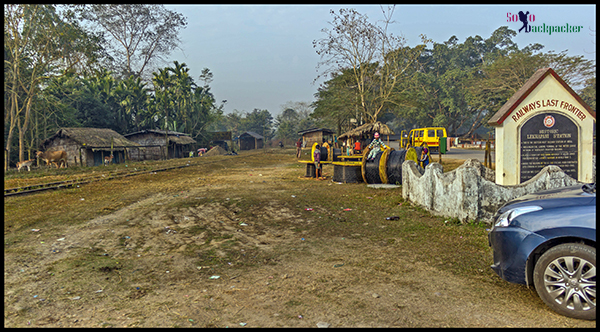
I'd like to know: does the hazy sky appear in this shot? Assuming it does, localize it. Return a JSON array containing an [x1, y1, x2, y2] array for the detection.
[[164, 4, 596, 116]]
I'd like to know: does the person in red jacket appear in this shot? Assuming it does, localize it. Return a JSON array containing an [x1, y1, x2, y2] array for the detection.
[[353, 140, 361, 155]]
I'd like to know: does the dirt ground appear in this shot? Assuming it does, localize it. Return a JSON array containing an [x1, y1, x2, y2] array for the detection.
[[4, 149, 596, 327]]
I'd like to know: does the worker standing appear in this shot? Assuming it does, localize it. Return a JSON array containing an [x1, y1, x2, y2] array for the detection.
[[353, 141, 361, 155], [296, 138, 302, 158], [314, 144, 322, 180]]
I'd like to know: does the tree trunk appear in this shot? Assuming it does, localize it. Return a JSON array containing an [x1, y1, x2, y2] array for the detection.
[[18, 95, 33, 162]]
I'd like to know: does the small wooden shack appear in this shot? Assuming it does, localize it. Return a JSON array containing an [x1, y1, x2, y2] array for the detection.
[[40, 127, 140, 167], [238, 132, 264, 150], [124, 129, 196, 160], [297, 128, 335, 147]]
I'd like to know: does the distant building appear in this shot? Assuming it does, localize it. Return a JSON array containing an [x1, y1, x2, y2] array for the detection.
[[297, 128, 335, 147], [125, 129, 196, 160], [238, 132, 264, 150], [40, 127, 140, 167]]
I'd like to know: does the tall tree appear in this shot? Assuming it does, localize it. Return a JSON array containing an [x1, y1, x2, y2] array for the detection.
[[79, 69, 120, 131], [113, 75, 149, 133], [467, 31, 595, 136], [313, 6, 428, 124], [150, 67, 173, 156], [167, 61, 194, 132], [312, 68, 361, 134], [240, 109, 274, 141], [579, 77, 596, 111], [79, 4, 187, 80], [4, 4, 100, 166]]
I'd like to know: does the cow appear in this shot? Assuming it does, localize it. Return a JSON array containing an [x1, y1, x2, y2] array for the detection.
[[36, 150, 68, 168], [16, 159, 35, 172], [104, 155, 114, 166]]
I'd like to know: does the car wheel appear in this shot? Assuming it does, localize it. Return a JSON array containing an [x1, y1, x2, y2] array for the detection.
[[533, 243, 596, 320]]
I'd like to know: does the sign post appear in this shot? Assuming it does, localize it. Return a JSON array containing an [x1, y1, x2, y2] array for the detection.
[[488, 68, 595, 185]]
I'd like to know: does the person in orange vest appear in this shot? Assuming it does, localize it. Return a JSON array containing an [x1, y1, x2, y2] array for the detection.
[[353, 140, 361, 155]]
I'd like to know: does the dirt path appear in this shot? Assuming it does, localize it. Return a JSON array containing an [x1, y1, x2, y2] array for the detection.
[[4, 151, 595, 327]]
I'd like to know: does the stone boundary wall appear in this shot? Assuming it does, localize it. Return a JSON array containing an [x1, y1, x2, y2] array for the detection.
[[401, 157, 595, 224]]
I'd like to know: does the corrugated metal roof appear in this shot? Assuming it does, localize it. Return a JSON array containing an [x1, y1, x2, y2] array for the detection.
[[239, 131, 264, 139], [297, 127, 335, 135]]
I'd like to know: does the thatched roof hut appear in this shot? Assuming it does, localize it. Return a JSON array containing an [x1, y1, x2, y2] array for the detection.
[[42, 127, 140, 149], [338, 121, 395, 140], [40, 127, 140, 167], [124, 129, 196, 159]]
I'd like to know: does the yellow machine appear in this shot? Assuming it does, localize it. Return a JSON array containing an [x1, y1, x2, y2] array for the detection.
[[402, 127, 447, 152]]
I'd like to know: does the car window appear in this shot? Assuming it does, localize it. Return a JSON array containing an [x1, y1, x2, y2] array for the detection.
[[428, 130, 435, 137], [437, 129, 444, 137]]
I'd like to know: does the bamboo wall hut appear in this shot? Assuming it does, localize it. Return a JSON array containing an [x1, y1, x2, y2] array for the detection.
[[124, 129, 196, 160], [39, 128, 140, 167], [238, 132, 264, 150]]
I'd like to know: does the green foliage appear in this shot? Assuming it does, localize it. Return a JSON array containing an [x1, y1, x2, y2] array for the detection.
[[4, 4, 105, 163], [313, 20, 596, 138], [273, 102, 317, 141], [313, 7, 427, 125], [241, 109, 274, 140], [579, 77, 596, 110]]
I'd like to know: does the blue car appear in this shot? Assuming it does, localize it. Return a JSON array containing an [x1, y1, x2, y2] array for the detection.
[[488, 183, 596, 320]]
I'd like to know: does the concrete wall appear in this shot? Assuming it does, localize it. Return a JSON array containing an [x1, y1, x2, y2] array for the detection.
[[401, 158, 595, 224]]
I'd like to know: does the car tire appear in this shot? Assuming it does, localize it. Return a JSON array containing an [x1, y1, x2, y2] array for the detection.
[[533, 243, 596, 320]]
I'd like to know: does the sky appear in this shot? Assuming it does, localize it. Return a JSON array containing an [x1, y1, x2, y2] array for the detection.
[[164, 4, 596, 117]]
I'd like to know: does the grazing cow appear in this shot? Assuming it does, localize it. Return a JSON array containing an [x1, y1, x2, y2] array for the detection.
[[36, 150, 68, 168], [104, 155, 114, 166], [16, 159, 35, 172]]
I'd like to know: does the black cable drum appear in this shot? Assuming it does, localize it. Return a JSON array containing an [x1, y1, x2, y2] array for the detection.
[[319, 147, 328, 161], [413, 146, 424, 158], [386, 149, 407, 185], [333, 162, 362, 183], [362, 147, 424, 184], [320, 147, 342, 162], [363, 151, 384, 184], [332, 148, 342, 161]]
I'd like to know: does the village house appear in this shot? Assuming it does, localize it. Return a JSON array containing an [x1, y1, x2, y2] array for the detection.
[[39, 127, 140, 167], [297, 128, 335, 147], [238, 131, 264, 150], [124, 129, 196, 160]]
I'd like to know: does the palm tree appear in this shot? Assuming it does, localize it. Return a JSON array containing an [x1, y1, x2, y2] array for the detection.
[[152, 67, 173, 158], [167, 61, 195, 133], [117, 75, 149, 132]]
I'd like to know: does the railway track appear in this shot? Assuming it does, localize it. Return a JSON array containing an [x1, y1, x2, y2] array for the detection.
[[5, 149, 266, 198], [4, 164, 192, 198]]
